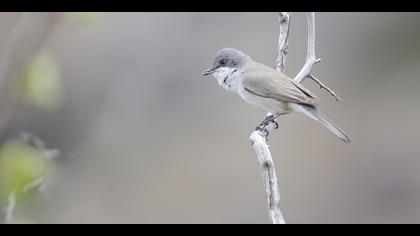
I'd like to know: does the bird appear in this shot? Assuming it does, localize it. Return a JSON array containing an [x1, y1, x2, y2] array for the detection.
[[202, 48, 350, 143]]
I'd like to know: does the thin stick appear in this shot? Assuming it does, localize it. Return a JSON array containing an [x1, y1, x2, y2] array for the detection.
[[309, 74, 342, 101], [276, 12, 291, 73], [4, 193, 16, 224], [294, 12, 319, 83]]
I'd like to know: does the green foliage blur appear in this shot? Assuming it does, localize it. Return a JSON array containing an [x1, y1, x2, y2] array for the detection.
[[0, 137, 54, 207], [69, 12, 103, 26], [20, 52, 63, 111]]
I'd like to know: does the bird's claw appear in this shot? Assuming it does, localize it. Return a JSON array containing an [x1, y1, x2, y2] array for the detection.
[[261, 115, 279, 129], [255, 114, 278, 137], [272, 120, 279, 129]]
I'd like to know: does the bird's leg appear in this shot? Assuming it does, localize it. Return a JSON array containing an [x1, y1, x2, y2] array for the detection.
[[260, 115, 272, 126], [255, 117, 270, 132], [260, 114, 279, 129], [255, 114, 279, 138]]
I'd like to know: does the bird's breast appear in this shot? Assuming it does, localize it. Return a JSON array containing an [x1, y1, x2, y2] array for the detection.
[[213, 67, 239, 91]]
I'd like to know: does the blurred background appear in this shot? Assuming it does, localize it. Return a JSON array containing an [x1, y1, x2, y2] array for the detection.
[[0, 12, 419, 224]]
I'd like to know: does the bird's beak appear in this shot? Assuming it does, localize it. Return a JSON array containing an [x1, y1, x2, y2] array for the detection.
[[202, 67, 216, 76]]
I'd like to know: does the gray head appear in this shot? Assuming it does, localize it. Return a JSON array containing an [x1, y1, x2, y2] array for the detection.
[[203, 48, 251, 76]]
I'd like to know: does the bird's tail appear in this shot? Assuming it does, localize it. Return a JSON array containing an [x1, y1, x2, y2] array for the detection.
[[290, 103, 351, 143]]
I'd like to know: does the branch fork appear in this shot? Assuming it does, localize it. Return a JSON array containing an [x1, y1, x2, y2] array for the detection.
[[294, 13, 341, 101]]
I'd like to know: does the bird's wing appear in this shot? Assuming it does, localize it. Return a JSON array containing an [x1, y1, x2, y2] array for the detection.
[[241, 62, 319, 106], [290, 79, 317, 100]]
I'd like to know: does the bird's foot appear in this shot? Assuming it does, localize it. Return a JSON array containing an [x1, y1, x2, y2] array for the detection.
[[255, 114, 279, 138], [260, 114, 279, 129]]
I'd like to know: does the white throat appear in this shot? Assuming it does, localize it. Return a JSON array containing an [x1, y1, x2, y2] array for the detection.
[[212, 67, 238, 91]]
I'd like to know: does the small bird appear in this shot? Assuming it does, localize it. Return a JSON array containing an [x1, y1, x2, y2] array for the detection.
[[203, 48, 350, 143]]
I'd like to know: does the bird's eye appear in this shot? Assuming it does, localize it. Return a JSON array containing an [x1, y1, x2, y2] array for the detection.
[[220, 59, 226, 65]]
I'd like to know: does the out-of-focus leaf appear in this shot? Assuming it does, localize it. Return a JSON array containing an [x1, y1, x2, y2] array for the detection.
[[0, 139, 53, 203], [21, 52, 63, 111], [69, 12, 103, 26]]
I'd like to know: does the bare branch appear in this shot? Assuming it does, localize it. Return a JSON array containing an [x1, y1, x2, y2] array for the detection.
[[250, 118, 286, 224], [293, 13, 342, 101], [308, 74, 342, 101], [23, 177, 46, 193], [294, 12, 319, 83], [249, 12, 291, 224], [276, 12, 291, 73]]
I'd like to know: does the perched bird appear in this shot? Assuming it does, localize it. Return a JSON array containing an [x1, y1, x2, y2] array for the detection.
[[203, 48, 350, 143]]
